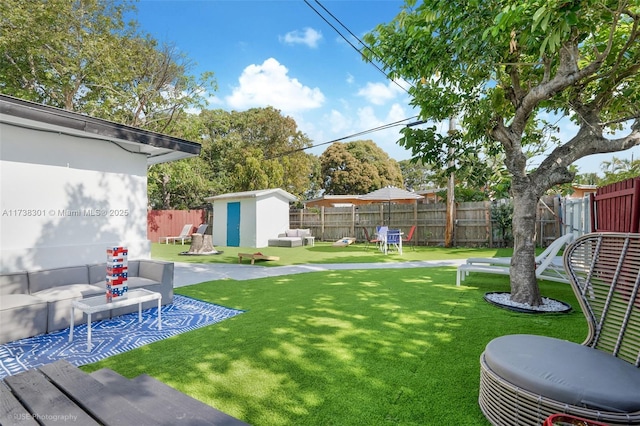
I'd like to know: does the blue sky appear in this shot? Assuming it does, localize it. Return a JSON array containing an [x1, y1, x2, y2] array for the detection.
[[130, 0, 638, 176]]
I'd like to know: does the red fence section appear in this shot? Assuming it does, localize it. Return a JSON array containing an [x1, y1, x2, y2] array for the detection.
[[147, 210, 207, 243], [591, 177, 640, 233]]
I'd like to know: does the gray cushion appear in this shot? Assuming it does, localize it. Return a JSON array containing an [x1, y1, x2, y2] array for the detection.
[[0, 295, 48, 344], [0, 272, 29, 295], [88, 263, 107, 284], [0, 293, 47, 310], [28, 266, 89, 294], [33, 284, 106, 332], [33, 284, 105, 302], [268, 237, 303, 247], [484, 334, 640, 412], [127, 260, 140, 276], [139, 261, 164, 282]]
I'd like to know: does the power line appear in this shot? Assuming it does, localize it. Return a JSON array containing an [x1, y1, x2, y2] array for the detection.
[[303, 0, 410, 95], [270, 115, 419, 158], [290, 1, 423, 160]]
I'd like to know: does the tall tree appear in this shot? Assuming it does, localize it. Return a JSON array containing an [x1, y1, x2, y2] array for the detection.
[[0, 0, 214, 132], [198, 108, 314, 198], [398, 159, 439, 192], [146, 113, 212, 209], [319, 140, 404, 194], [600, 155, 640, 185], [365, 0, 640, 305], [0, 0, 132, 109]]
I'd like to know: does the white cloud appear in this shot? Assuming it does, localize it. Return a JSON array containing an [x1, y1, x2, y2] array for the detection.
[[327, 109, 350, 134], [353, 104, 414, 159], [357, 80, 406, 105], [225, 58, 325, 113], [280, 28, 322, 48], [346, 73, 355, 85]]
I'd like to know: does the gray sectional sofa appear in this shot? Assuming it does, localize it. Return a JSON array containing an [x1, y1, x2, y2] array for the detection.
[[268, 229, 312, 247], [0, 260, 174, 344]]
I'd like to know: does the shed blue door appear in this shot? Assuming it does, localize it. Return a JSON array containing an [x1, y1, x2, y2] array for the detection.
[[227, 202, 241, 246]]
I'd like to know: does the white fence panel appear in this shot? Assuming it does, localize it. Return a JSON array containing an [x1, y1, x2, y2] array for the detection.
[[561, 196, 591, 238]]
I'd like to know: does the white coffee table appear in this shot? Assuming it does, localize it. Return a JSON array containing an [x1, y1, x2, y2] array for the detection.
[[69, 289, 162, 351]]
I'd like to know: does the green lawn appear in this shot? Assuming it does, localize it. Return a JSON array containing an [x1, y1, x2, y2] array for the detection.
[[81, 244, 585, 425], [152, 240, 516, 265]]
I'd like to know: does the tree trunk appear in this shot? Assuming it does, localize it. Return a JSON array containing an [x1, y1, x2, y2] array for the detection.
[[444, 171, 455, 247], [186, 233, 216, 254], [509, 191, 542, 306], [445, 117, 456, 247]]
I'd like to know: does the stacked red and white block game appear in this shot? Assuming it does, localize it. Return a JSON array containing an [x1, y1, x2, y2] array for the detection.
[[106, 246, 128, 302]]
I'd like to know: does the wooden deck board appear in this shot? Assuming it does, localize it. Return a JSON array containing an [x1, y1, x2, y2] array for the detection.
[[4, 368, 99, 426], [131, 374, 250, 426], [2, 360, 249, 426], [0, 381, 39, 426], [91, 368, 240, 425], [39, 361, 157, 426]]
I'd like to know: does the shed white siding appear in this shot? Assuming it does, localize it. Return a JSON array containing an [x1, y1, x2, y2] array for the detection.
[[208, 189, 296, 248]]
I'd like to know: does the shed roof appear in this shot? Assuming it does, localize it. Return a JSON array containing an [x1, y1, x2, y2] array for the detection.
[[0, 94, 201, 165], [205, 188, 297, 202]]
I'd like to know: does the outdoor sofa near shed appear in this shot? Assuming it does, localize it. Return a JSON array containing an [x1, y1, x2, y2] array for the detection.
[[268, 228, 312, 247]]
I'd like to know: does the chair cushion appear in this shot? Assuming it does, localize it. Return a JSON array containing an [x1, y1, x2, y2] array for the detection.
[[32, 284, 105, 301], [0, 293, 47, 310], [0, 272, 29, 295], [28, 266, 89, 294], [484, 334, 640, 413], [92, 277, 158, 290]]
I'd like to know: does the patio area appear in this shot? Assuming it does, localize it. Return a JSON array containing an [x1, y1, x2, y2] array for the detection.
[[72, 242, 587, 425]]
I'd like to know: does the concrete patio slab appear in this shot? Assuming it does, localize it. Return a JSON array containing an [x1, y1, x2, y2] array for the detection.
[[173, 259, 467, 288]]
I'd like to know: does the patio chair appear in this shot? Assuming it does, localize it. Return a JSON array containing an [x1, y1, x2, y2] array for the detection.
[[457, 233, 574, 286], [362, 227, 382, 250], [376, 226, 389, 253], [159, 224, 193, 245], [193, 223, 208, 235], [402, 225, 417, 250], [478, 232, 640, 425], [386, 229, 402, 254]]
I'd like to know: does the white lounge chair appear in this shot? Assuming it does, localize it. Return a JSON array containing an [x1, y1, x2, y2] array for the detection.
[[457, 233, 574, 286], [193, 223, 208, 235], [159, 224, 194, 245]]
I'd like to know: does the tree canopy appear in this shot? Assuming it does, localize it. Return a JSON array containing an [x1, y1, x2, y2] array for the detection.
[[319, 140, 404, 194], [147, 107, 317, 209], [0, 0, 215, 133], [365, 0, 640, 305]]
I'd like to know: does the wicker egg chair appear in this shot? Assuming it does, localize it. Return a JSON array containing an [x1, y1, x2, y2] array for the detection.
[[478, 232, 640, 425]]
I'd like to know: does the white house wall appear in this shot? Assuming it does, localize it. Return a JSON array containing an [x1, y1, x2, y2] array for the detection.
[[0, 122, 150, 273]]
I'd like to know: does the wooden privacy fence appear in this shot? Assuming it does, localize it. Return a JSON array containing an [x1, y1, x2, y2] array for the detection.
[[290, 196, 564, 248], [148, 195, 588, 248], [147, 210, 207, 243], [591, 177, 640, 233]]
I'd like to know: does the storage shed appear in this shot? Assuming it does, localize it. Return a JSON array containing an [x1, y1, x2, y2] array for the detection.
[[206, 189, 297, 248]]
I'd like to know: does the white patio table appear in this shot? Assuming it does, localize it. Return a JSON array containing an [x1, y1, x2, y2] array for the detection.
[[69, 289, 162, 351]]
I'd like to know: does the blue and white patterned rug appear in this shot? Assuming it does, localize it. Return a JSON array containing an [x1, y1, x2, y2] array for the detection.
[[0, 295, 244, 379]]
